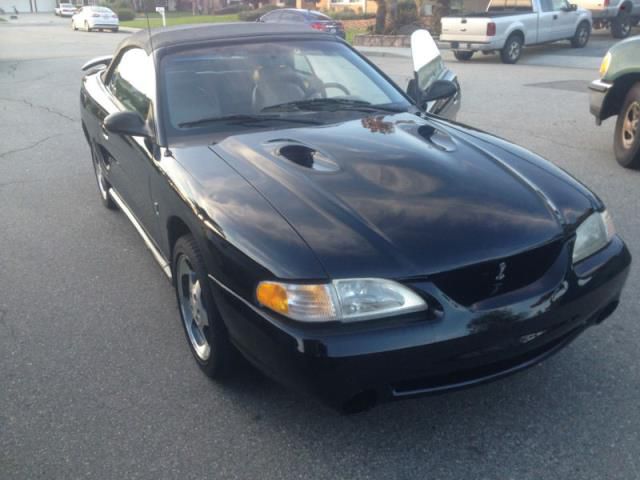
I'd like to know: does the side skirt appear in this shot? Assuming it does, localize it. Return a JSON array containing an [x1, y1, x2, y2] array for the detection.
[[108, 188, 172, 280]]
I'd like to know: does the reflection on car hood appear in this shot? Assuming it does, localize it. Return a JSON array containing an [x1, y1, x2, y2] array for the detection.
[[210, 112, 594, 279]]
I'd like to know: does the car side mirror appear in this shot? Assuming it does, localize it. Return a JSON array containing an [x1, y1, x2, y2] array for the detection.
[[104, 111, 152, 138], [422, 80, 458, 103]]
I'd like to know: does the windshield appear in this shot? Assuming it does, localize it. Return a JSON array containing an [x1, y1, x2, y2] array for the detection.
[[160, 39, 410, 138]]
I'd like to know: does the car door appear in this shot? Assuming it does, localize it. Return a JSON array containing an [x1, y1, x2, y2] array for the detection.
[[539, 0, 576, 41], [101, 48, 160, 241]]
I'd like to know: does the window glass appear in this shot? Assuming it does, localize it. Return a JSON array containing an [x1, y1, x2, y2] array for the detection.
[[160, 40, 410, 136], [487, 0, 533, 11], [281, 11, 302, 21], [108, 48, 155, 118], [261, 10, 281, 22], [308, 11, 331, 20], [550, 0, 567, 10]]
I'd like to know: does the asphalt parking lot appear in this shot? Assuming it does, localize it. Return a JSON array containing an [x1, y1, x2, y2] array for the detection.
[[1, 15, 640, 480]]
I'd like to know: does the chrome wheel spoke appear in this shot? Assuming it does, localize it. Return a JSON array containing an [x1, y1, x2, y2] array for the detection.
[[177, 255, 211, 361]]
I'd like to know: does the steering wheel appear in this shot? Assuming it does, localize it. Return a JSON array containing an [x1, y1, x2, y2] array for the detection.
[[322, 82, 351, 96]]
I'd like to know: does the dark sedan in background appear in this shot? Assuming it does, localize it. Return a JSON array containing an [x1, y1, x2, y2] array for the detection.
[[258, 8, 346, 39], [80, 23, 629, 413]]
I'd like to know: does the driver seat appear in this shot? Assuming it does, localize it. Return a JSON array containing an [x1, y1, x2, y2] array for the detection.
[[251, 65, 307, 112]]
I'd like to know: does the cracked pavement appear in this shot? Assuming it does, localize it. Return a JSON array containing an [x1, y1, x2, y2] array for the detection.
[[1, 17, 640, 480]]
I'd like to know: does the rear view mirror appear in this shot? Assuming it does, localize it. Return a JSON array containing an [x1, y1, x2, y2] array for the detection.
[[422, 80, 458, 103], [408, 30, 458, 110], [104, 111, 152, 138]]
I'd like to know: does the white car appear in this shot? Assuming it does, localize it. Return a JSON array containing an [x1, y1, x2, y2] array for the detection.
[[55, 3, 76, 17], [72, 6, 119, 32]]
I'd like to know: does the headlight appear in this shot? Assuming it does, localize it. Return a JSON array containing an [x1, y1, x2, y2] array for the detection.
[[599, 52, 611, 78], [572, 210, 615, 264], [256, 278, 427, 322]]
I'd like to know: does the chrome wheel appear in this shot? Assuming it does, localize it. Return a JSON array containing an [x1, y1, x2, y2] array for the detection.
[[508, 40, 521, 61], [177, 254, 211, 361], [577, 25, 589, 46], [621, 101, 640, 150], [620, 19, 631, 37], [92, 149, 109, 201]]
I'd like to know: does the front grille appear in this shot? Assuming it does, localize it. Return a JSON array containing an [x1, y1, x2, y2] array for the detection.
[[431, 239, 564, 307], [392, 324, 581, 396]]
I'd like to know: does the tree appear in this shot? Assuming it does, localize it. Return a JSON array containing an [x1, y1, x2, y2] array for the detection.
[[431, 0, 450, 34], [375, 0, 386, 33]]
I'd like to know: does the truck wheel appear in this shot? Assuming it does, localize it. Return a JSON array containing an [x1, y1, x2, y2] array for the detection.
[[453, 50, 474, 61], [611, 10, 632, 38], [571, 22, 590, 48], [500, 34, 523, 64], [614, 83, 640, 169]]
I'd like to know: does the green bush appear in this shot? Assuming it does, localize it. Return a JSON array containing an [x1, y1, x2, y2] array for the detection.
[[326, 9, 376, 20], [114, 7, 135, 21], [214, 4, 249, 15], [238, 4, 277, 21]]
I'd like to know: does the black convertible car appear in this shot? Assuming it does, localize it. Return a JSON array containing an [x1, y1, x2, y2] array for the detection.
[[80, 23, 630, 413]]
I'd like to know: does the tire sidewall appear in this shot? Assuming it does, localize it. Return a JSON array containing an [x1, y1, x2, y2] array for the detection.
[[172, 235, 232, 376], [573, 22, 590, 47], [614, 83, 640, 169], [501, 35, 522, 64]]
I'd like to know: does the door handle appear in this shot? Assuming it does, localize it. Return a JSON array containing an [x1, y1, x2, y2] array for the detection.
[[553, 14, 558, 19]]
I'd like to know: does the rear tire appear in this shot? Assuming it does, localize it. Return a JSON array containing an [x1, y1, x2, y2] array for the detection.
[[614, 83, 640, 169], [173, 235, 236, 379], [611, 10, 632, 38], [571, 21, 590, 48], [453, 50, 474, 61], [500, 33, 523, 64]]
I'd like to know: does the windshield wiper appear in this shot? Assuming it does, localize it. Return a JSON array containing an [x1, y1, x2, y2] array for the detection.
[[261, 98, 405, 114], [178, 114, 321, 128]]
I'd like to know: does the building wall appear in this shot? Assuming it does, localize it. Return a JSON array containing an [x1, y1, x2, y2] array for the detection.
[[1, 0, 56, 12], [299, 0, 377, 14]]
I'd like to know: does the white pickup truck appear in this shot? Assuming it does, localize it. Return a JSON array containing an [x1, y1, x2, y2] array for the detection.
[[573, 0, 640, 38], [440, 0, 593, 64]]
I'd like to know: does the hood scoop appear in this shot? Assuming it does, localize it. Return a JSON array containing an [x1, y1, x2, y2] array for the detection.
[[270, 140, 340, 173], [416, 125, 457, 152]]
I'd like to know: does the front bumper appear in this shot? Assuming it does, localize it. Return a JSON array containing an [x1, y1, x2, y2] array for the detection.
[[213, 237, 630, 411], [589, 78, 613, 125]]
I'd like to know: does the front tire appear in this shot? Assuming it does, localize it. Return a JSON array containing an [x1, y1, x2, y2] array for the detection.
[[453, 50, 474, 61], [500, 34, 523, 64], [611, 10, 632, 38], [90, 145, 117, 210], [614, 83, 640, 169], [571, 21, 590, 48], [173, 235, 235, 379]]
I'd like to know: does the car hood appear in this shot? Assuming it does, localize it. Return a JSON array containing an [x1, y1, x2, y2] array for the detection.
[[210, 113, 591, 279]]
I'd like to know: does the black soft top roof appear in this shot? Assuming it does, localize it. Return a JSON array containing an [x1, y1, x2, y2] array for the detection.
[[119, 22, 331, 54]]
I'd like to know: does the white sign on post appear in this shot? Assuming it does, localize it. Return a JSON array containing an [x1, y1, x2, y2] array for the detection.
[[155, 7, 166, 27]]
